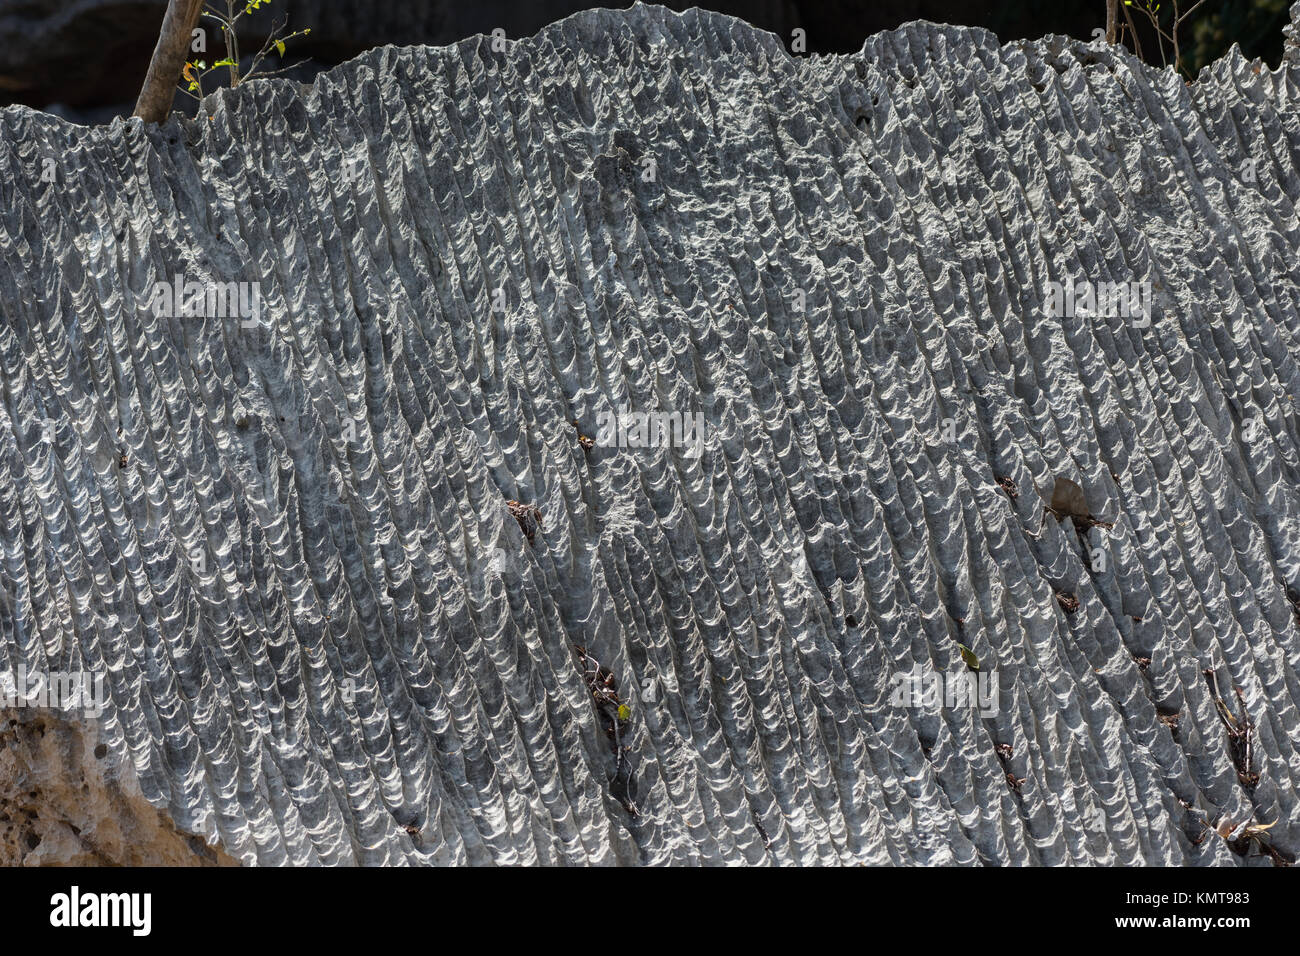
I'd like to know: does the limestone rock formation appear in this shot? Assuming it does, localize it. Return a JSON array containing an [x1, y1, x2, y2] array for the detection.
[[2, 3, 1300, 865], [0, 0, 790, 111]]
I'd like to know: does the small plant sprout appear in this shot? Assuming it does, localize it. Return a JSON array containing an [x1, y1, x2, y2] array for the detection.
[[571, 644, 637, 815], [180, 1, 311, 102]]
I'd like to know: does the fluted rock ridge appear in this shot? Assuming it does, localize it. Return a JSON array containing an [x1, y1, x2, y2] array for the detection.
[[2, 4, 1300, 864]]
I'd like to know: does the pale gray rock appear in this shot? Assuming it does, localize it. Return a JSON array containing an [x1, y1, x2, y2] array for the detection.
[[1, 3, 1300, 865]]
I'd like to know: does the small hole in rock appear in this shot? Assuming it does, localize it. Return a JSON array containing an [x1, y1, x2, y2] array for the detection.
[[94, 743, 107, 759]]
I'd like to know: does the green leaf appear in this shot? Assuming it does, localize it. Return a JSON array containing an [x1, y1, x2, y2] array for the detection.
[[617, 704, 630, 721], [957, 643, 980, 671], [275, 39, 286, 57]]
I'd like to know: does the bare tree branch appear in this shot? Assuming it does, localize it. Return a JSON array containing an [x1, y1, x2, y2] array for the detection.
[[134, 0, 206, 123], [1122, 2, 1144, 60], [1173, 0, 1208, 75]]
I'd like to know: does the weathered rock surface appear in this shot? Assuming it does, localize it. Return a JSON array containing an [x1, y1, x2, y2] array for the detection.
[[2, 3, 1300, 865], [0, 0, 788, 109], [1, 708, 239, 865], [0, 1, 1118, 113]]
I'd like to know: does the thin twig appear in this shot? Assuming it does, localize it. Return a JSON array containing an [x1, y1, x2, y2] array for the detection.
[[1171, 0, 1207, 76], [1121, 3, 1144, 60]]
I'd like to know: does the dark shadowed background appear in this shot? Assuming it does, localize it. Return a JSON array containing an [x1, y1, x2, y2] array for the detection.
[[0, 0, 1291, 121]]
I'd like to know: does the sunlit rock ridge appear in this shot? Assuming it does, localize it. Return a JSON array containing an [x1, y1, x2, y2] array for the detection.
[[3, 3, 1300, 865]]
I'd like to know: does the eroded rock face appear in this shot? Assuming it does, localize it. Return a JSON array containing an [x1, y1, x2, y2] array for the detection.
[[1, 4, 1300, 865], [0, 0, 795, 110], [0, 709, 238, 865]]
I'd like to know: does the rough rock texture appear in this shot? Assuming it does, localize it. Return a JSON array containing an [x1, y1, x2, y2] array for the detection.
[[2, 3, 1300, 865], [1, 708, 239, 865], [0, 1, 1119, 113], [0, 0, 786, 109]]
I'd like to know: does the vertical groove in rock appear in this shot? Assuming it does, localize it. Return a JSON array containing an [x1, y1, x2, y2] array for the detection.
[[1, 3, 1299, 864]]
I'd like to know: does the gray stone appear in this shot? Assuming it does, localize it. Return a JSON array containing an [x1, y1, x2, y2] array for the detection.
[[1, 3, 1299, 865]]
